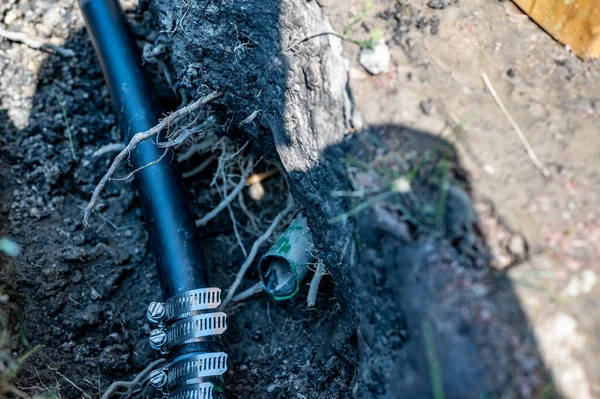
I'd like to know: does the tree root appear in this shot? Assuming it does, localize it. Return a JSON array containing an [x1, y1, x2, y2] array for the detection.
[[82, 91, 221, 226]]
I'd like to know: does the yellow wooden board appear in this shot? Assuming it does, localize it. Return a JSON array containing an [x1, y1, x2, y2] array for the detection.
[[513, 0, 600, 59]]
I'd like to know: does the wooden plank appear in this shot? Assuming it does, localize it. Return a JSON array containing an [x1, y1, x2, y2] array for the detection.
[[513, 0, 600, 59]]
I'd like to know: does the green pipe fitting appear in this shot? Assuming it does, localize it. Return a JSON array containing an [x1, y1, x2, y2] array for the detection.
[[258, 214, 315, 300]]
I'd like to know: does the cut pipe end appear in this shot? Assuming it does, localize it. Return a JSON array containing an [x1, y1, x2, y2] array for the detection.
[[259, 255, 300, 300], [258, 215, 314, 301]]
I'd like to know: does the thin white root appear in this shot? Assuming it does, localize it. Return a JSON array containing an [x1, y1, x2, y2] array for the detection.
[[160, 116, 214, 148], [177, 141, 217, 162], [47, 366, 92, 399], [111, 147, 169, 181], [219, 162, 247, 257], [93, 143, 126, 158], [237, 192, 259, 231], [195, 161, 252, 227], [232, 282, 264, 302], [307, 260, 326, 307], [0, 27, 75, 57], [83, 91, 221, 226], [228, 203, 247, 257], [221, 199, 294, 309], [100, 358, 167, 399], [182, 152, 218, 179], [481, 73, 550, 178]]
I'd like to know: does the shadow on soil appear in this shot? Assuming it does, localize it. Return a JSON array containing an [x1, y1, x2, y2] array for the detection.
[[0, 0, 561, 398]]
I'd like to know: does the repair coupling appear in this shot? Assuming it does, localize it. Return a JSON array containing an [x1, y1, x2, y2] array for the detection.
[[146, 288, 228, 399]]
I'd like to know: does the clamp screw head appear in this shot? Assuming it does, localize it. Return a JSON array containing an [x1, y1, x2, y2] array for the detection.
[[147, 302, 166, 324], [149, 329, 167, 350], [149, 369, 168, 389]]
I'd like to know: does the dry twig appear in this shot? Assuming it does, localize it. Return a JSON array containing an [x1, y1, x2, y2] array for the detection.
[[0, 27, 75, 57], [481, 73, 551, 178], [221, 199, 294, 309], [83, 91, 221, 225]]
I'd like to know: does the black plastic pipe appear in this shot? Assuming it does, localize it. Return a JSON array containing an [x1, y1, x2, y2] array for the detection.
[[79, 0, 208, 299]]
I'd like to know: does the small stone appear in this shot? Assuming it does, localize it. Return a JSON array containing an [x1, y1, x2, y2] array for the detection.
[[266, 383, 280, 393], [427, 0, 449, 9], [239, 364, 248, 371], [61, 246, 86, 261], [30, 207, 40, 219], [90, 288, 101, 301], [359, 40, 390, 75], [507, 234, 527, 260], [71, 270, 83, 284], [4, 9, 23, 25], [419, 99, 434, 115]]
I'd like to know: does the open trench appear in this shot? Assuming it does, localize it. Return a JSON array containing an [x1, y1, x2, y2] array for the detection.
[[0, 0, 557, 398]]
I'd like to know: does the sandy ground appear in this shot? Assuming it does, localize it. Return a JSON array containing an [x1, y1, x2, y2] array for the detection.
[[320, 0, 600, 397]]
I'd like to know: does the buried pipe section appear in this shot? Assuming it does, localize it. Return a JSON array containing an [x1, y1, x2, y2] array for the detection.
[[79, 0, 227, 398], [259, 215, 315, 300]]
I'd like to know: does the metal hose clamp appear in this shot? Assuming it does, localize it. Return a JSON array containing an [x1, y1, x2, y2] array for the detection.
[[147, 288, 228, 399]]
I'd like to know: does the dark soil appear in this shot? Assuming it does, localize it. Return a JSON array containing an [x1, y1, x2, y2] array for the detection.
[[0, 1, 352, 398], [0, 0, 561, 398]]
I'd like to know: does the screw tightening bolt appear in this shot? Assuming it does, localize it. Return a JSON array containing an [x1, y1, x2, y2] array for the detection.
[[149, 329, 167, 350], [147, 302, 166, 324], [149, 369, 168, 389]]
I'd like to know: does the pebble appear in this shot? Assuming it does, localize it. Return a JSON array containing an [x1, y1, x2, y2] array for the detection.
[[71, 270, 83, 284], [359, 40, 390, 75], [90, 288, 101, 301], [61, 246, 86, 261], [4, 9, 22, 25], [266, 383, 280, 393], [419, 99, 435, 115], [507, 234, 527, 260]]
